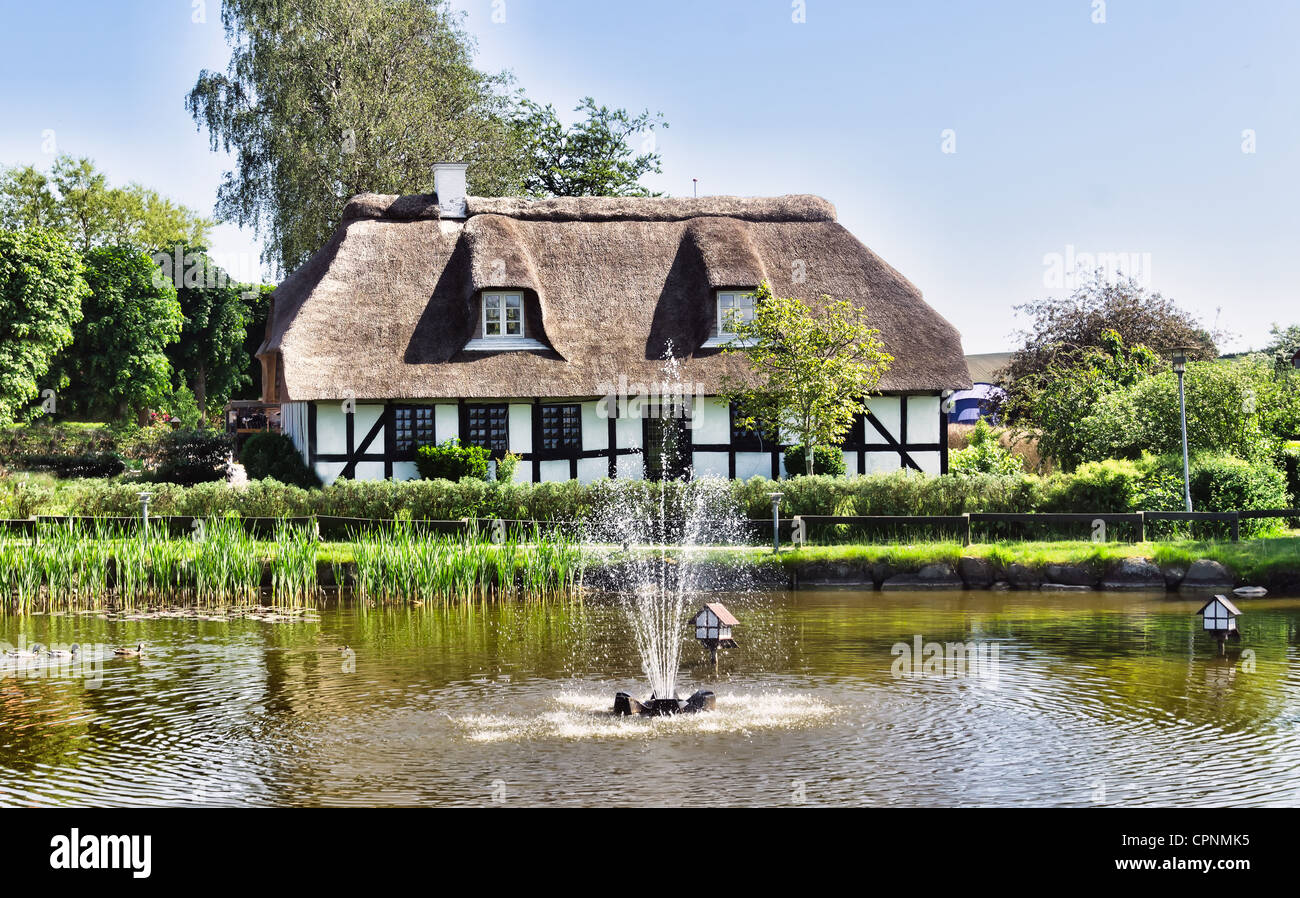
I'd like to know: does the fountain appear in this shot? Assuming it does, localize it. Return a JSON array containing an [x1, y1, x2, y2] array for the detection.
[[590, 353, 749, 716]]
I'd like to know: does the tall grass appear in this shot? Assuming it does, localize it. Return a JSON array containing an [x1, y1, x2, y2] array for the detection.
[[350, 523, 582, 603], [0, 518, 584, 610]]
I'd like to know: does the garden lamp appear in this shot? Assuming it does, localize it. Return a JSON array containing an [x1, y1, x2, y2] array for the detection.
[[1171, 348, 1192, 512]]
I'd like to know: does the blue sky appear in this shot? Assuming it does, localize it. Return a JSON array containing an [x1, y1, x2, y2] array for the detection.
[[1, 0, 1296, 352]]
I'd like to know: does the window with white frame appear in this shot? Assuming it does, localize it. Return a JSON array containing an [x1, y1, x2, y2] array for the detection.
[[717, 290, 756, 335], [483, 292, 524, 338]]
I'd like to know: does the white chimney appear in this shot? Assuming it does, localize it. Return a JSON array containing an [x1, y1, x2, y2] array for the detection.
[[433, 162, 468, 218]]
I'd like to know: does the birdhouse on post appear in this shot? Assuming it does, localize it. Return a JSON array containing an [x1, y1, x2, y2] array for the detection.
[[1198, 594, 1242, 650], [693, 602, 739, 666]]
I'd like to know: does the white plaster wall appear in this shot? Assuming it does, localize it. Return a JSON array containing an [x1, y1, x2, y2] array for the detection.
[[434, 404, 459, 444], [863, 450, 902, 474], [576, 457, 607, 484], [581, 401, 608, 451], [616, 452, 644, 480], [843, 451, 858, 476], [314, 461, 346, 486], [353, 461, 385, 481], [314, 403, 348, 455], [507, 404, 532, 454], [911, 450, 942, 475], [735, 451, 772, 481], [392, 461, 419, 482], [692, 451, 729, 479], [539, 459, 569, 482], [353, 404, 384, 444], [907, 395, 941, 445], [864, 397, 900, 445], [692, 397, 729, 445], [615, 416, 641, 450]]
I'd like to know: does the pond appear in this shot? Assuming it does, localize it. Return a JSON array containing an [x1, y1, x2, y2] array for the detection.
[[2, 589, 1298, 807]]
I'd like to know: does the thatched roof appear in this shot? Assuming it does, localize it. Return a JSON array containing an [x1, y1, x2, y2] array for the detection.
[[261, 194, 972, 401]]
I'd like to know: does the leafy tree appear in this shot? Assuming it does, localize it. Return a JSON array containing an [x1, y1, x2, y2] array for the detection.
[[720, 283, 893, 477], [0, 166, 59, 230], [159, 243, 251, 411], [1075, 358, 1283, 464], [232, 284, 274, 400], [1264, 322, 1300, 373], [1007, 329, 1162, 470], [187, 0, 529, 274], [51, 246, 183, 421], [515, 97, 666, 197], [1002, 271, 1216, 408], [0, 228, 89, 425], [0, 156, 212, 251]]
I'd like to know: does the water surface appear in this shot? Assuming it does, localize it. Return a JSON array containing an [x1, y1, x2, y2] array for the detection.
[[2, 589, 1298, 807]]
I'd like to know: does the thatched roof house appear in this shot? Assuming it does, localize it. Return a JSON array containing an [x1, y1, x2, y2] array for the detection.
[[260, 164, 970, 484]]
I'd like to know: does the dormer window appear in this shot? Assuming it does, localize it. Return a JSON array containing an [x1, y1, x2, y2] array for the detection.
[[484, 291, 524, 338], [718, 290, 756, 335], [464, 290, 548, 351], [703, 289, 758, 348]]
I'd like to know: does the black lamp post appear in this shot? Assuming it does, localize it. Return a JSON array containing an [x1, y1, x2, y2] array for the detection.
[[1171, 349, 1192, 512]]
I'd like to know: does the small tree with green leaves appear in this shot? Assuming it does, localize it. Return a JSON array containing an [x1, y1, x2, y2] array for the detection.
[[0, 228, 88, 425], [719, 283, 892, 477]]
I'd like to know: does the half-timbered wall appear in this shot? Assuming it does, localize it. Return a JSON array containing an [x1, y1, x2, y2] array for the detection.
[[298, 393, 947, 485]]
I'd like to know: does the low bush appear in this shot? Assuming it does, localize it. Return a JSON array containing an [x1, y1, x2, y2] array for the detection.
[[153, 430, 230, 486], [415, 439, 490, 481], [1280, 446, 1300, 507], [783, 444, 847, 477], [239, 432, 321, 488], [37, 455, 1300, 534], [948, 420, 1023, 476]]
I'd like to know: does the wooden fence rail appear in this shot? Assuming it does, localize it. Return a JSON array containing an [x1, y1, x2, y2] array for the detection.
[[0, 507, 1296, 546]]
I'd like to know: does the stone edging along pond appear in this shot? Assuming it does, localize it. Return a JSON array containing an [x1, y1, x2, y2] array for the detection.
[[303, 543, 1300, 596], [772, 556, 1300, 594]]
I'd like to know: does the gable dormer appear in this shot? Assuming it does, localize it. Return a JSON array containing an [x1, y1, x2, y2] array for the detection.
[[702, 287, 759, 347], [464, 289, 549, 350], [461, 213, 556, 353], [681, 217, 767, 350]]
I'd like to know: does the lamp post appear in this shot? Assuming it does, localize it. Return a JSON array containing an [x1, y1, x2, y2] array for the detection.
[[1171, 349, 1192, 512], [767, 492, 784, 553], [138, 491, 153, 539]]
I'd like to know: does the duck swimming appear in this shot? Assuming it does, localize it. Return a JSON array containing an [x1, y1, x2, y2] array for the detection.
[[46, 644, 80, 658], [4, 644, 44, 657], [114, 643, 145, 657]]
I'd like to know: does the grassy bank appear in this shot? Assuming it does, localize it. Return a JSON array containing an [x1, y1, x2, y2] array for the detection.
[[4, 523, 1296, 611], [690, 536, 1300, 585]]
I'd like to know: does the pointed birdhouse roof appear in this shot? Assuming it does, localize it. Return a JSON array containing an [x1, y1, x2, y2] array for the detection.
[[696, 602, 740, 626], [1197, 594, 1242, 616]]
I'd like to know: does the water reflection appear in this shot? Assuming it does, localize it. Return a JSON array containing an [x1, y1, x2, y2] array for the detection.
[[1, 590, 1298, 807]]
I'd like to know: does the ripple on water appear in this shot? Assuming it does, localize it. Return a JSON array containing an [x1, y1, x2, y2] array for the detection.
[[453, 690, 838, 743]]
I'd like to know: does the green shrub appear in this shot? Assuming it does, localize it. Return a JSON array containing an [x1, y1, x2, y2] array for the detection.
[[415, 439, 490, 481], [239, 432, 321, 488], [154, 429, 230, 486], [783, 444, 847, 478], [496, 451, 521, 483], [948, 420, 1022, 476], [1280, 446, 1300, 507], [1043, 459, 1143, 512]]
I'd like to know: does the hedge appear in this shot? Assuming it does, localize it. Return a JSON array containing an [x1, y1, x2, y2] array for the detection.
[[39, 454, 1294, 533]]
